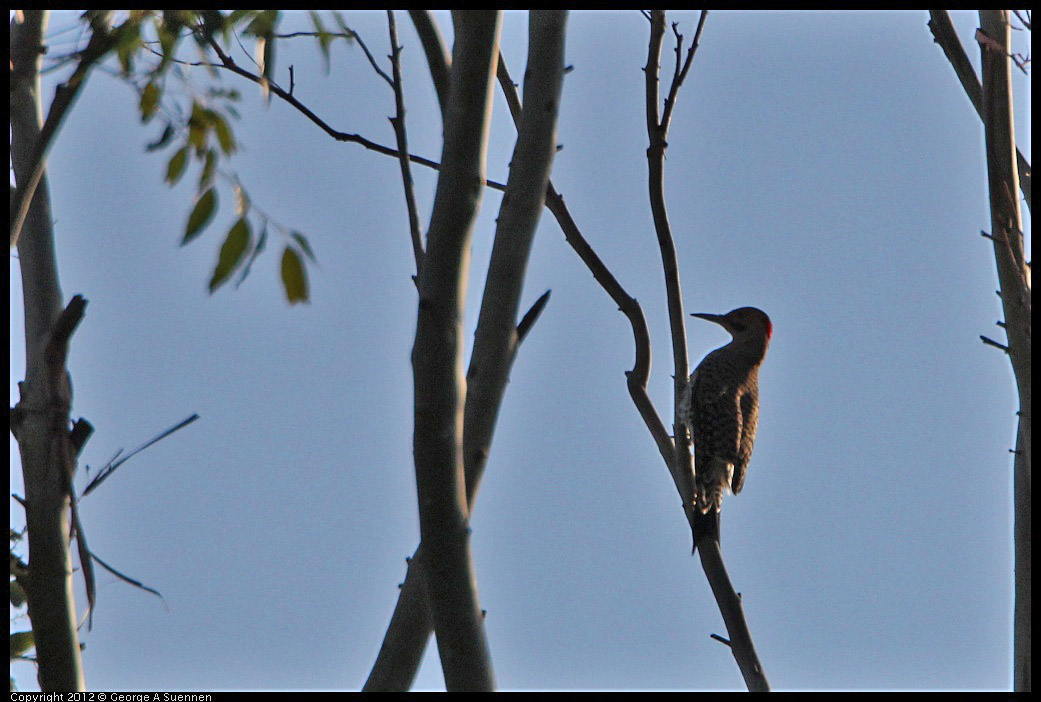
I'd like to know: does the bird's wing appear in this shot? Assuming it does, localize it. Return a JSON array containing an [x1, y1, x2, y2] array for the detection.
[[691, 366, 742, 461], [731, 390, 758, 494]]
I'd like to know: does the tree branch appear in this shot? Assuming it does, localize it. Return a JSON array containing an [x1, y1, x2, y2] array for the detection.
[[11, 10, 85, 690], [976, 11, 1031, 692], [463, 10, 567, 507], [408, 10, 452, 117], [385, 11, 425, 276], [645, 10, 769, 691], [410, 11, 501, 691], [927, 10, 1031, 212], [10, 12, 116, 249], [366, 16, 572, 692], [645, 10, 699, 547], [200, 33, 508, 192]]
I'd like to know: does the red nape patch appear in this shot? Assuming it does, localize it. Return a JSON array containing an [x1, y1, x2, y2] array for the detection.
[[764, 318, 774, 339]]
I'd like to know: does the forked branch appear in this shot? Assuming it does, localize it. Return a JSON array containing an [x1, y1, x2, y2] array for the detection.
[[645, 10, 769, 692]]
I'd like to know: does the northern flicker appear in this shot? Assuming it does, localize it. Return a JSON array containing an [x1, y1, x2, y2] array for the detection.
[[681, 306, 772, 550]]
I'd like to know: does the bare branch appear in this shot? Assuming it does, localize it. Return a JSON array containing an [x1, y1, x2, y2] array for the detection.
[[408, 10, 451, 114], [411, 11, 501, 690], [198, 33, 507, 192], [275, 26, 394, 86], [11, 11, 85, 688], [11, 12, 117, 248], [386, 11, 424, 275], [660, 11, 707, 133], [976, 13, 1031, 690], [927, 10, 1031, 212], [644, 10, 698, 542], [646, 10, 769, 691], [516, 289, 551, 344]]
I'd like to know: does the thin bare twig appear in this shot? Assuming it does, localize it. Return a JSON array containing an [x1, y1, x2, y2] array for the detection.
[[660, 13, 706, 133], [386, 10, 425, 275], [646, 10, 768, 692], [10, 13, 118, 248], [197, 33, 508, 191], [926, 10, 1031, 212], [277, 28, 395, 86]]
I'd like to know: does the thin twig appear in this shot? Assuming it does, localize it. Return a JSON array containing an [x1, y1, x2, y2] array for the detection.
[[276, 27, 394, 86], [660, 11, 707, 133], [386, 10, 425, 275], [927, 10, 1031, 212], [516, 290, 552, 344], [198, 34, 508, 191], [10, 14, 118, 248], [647, 10, 769, 692]]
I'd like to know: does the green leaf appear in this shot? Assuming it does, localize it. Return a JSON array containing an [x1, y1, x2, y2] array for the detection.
[[198, 148, 218, 190], [233, 183, 250, 216], [207, 110, 235, 154], [261, 37, 276, 101], [309, 11, 332, 72], [244, 10, 278, 37], [183, 188, 218, 245], [139, 80, 160, 122], [209, 218, 251, 292], [146, 123, 175, 152], [188, 102, 208, 154], [236, 221, 267, 288], [9, 580, 26, 608], [115, 19, 142, 75], [10, 631, 34, 658], [281, 246, 308, 304], [226, 10, 257, 28], [155, 18, 180, 71], [290, 231, 317, 263], [165, 145, 189, 185], [332, 11, 354, 43]]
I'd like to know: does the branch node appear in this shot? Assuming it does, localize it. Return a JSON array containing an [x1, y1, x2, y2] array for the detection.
[[980, 335, 1010, 352], [710, 633, 732, 647], [516, 289, 552, 344]]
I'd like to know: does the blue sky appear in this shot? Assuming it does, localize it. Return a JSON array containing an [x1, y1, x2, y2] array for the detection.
[[10, 10, 1031, 691]]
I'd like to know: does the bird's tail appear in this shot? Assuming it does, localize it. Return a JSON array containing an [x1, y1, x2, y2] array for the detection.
[[691, 507, 720, 555]]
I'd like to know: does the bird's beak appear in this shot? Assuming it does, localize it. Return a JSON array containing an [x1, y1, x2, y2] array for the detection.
[[690, 312, 725, 324]]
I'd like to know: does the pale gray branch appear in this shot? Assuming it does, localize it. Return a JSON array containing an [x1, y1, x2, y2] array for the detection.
[[977, 11, 1031, 692], [410, 10, 501, 691], [11, 11, 86, 690]]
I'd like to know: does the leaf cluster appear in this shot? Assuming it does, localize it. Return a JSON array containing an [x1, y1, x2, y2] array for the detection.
[[76, 10, 321, 303]]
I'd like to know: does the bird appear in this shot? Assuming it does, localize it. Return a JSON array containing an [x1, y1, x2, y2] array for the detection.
[[681, 306, 772, 552]]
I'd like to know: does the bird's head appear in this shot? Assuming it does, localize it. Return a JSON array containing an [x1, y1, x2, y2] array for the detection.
[[691, 307, 773, 344]]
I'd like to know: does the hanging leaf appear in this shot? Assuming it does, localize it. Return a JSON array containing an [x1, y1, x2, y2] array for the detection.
[[165, 145, 189, 185], [10, 631, 34, 658], [243, 10, 278, 37], [9, 580, 26, 608], [139, 80, 160, 122], [209, 218, 251, 292], [236, 221, 267, 288], [206, 109, 236, 154], [183, 188, 218, 245], [261, 36, 276, 102], [290, 231, 317, 263], [115, 17, 143, 75], [233, 183, 250, 216], [198, 148, 218, 190], [187, 102, 209, 154], [332, 11, 355, 43], [146, 123, 175, 152], [281, 246, 308, 304], [309, 10, 332, 73]]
